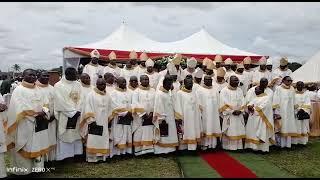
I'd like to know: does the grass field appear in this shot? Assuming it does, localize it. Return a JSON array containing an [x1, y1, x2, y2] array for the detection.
[[5, 138, 320, 178]]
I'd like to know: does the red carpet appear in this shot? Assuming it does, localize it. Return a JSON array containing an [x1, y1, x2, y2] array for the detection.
[[200, 151, 257, 178]]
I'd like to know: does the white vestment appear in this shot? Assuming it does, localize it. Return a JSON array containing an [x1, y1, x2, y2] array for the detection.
[[7, 81, 50, 175], [53, 78, 83, 160], [131, 86, 156, 156], [273, 68, 292, 87], [292, 91, 311, 145], [82, 63, 102, 85], [80, 84, 93, 106], [109, 87, 133, 157], [80, 88, 112, 162], [0, 94, 7, 178], [153, 87, 179, 154], [245, 92, 275, 152], [243, 70, 253, 87], [196, 85, 221, 149], [105, 83, 115, 94], [36, 82, 57, 161], [219, 86, 246, 150], [174, 88, 201, 150], [252, 70, 273, 85], [120, 67, 139, 83], [225, 70, 235, 82], [234, 72, 249, 96], [181, 69, 196, 80], [103, 64, 121, 78], [214, 80, 228, 94], [144, 71, 160, 89], [272, 85, 297, 148]]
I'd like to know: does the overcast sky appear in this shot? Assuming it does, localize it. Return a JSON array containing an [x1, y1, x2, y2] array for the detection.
[[0, 2, 319, 71]]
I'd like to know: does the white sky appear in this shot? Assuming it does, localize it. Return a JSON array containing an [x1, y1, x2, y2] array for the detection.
[[0, 2, 319, 71]]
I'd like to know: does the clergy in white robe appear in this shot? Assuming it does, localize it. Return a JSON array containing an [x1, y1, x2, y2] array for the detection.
[[272, 76, 297, 148], [0, 94, 7, 178], [203, 59, 215, 82], [109, 77, 133, 156], [181, 57, 197, 80], [103, 51, 121, 78], [252, 57, 273, 86], [128, 76, 139, 93], [243, 57, 253, 90], [104, 72, 116, 94], [174, 78, 201, 150], [137, 52, 148, 78], [171, 54, 184, 82], [292, 81, 311, 145], [214, 67, 228, 93], [132, 75, 156, 155], [36, 71, 57, 161], [80, 78, 112, 162], [196, 75, 221, 149], [121, 61, 138, 83], [79, 73, 93, 108], [273, 57, 292, 88], [153, 75, 179, 154], [83, 49, 103, 85], [7, 69, 50, 175], [53, 68, 83, 161], [219, 76, 246, 150], [144, 58, 159, 89], [234, 63, 249, 96], [224, 58, 235, 82], [246, 78, 274, 103], [245, 86, 275, 152], [193, 68, 204, 93]]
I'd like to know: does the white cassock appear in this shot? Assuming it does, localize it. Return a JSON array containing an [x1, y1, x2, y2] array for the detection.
[[120, 67, 138, 83], [103, 64, 121, 79], [153, 87, 179, 154], [0, 94, 7, 178], [181, 69, 196, 80], [174, 87, 201, 150], [137, 65, 147, 78], [144, 71, 160, 89], [252, 70, 273, 85], [272, 85, 297, 148], [82, 63, 102, 85], [105, 83, 115, 94], [292, 90, 311, 145], [234, 72, 248, 96], [245, 92, 275, 152], [273, 68, 292, 87], [196, 85, 221, 149], [131, 86, 156, 156], [80, 83, 93, 106], [80, 88, 112, 162], [246, 86, 274, 102], [53, 78, 83, 161], [219, 86, 246, 150], [36, 81, 57, 161], [213, 80, 227, 94], [109, 87, 133, 156], [243, 70, 253, 87], [7, 81, 50, 175], [225, 70, 235, 82]]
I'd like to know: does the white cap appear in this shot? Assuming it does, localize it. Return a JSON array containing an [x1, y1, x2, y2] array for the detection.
[[260, 56, 267, 65], [267, 58, 273, 65], [194, 68, 204, 78], [187, 57, 197, 68], [146, 58, 154, 67], [224, 58, 233, 65], [90, 49, 100, 58], [167, 62, 178, 75]]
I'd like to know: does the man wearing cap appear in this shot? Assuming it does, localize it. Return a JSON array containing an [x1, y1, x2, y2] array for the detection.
[[104, 72, 116, 93], [214, 55, 224, 69], [234, 63, 248, 96], [243, 57, 253, 91], [252, 57, 273, 86], [214, 67, 228, 93], [121, 59, 137, 84], [273, 57, 292, 87], [103, 51, 121, 79], [224, 58, 235, 82], [219, 75, 246, 150], [79, 73, 93, 104], [181, 57, 198, 80], [193, 68, 204, 92], [202, 58, 210, 72], [128, 76, 139, 93], [204, 59, 215, 79], [83, 49, 103, 85], [272, 76, 297, 148], [196, 75, 221, 150], [174, 77, 201, 150], [144, 58, 159, 89]]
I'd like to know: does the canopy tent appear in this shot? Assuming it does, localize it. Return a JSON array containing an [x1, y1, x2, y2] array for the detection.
[[291, 50, 320, 83], [62, 24, 266, 70]]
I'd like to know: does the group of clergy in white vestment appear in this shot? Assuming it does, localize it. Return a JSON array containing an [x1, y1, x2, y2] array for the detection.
[[0, 49, 317, 177]]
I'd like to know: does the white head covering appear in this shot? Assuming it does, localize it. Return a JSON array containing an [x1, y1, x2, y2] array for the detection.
[[172, 54, 182, 65], [90, 49, 100, 59], [167, 62, 178, 75], [224, 58, 233, 65], [243, 57, 251, 65], [146, 58, 154, 67], [206, 60, 215, 70], [108, 51, 116, 60], [129, 50, 138, 59], [259, 56, 267, 65], [139, 52, 148, 61], [194, 68, 204, 78], [267, 58, 273, 65], [214, 55, 223, 62], [187, 57, 197, 68], [280, 57, 288, 66]]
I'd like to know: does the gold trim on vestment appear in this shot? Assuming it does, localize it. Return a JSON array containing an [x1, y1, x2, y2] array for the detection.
[[133, 141, 154, 147], [139, 85, 151, 90], [128, 85, 137, 91], [255, 107, 274, 132], [181, 86, 192, 93], [86, 147, 110, 155], [174, 112, 183, 120], [156, 142, 179, 147], [94, 87, 106, 95], [21, 81, 35, 89], [81, 82, 91, 88], [223, 134, 246, 140], [7, 110, 37, 135], [115, 87, 127, 92], [160, 86, 169, 93], [19, 147, 50, 159], [36, 81, 49, 87], [80, 112, 95, 128], [227, 85, 237, 90]]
